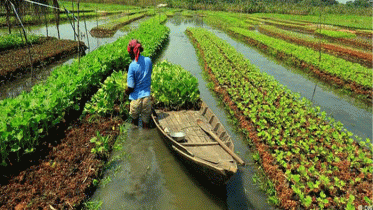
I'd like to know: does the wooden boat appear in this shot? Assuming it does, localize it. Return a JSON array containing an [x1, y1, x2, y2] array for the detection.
[[151, 101, 239, 185]]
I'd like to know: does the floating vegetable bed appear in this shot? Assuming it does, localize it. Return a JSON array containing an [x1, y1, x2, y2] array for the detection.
[[0, 33, 42, 52], [186, 27, 372, 210], [258, 25, 373, 68], [0, 37, 86, 81], [152, 60, 200, 110], [90, 12, 146, 38], [227, 27, 373, 102], [0, 14, 169, 167]]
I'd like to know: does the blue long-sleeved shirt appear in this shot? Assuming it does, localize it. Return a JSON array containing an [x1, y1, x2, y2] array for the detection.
[[127, 55, 152, 100]]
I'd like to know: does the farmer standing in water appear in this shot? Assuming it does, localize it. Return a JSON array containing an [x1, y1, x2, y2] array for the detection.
[[125, 39, 153, 129]]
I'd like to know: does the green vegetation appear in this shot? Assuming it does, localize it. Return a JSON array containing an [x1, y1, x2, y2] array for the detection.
[[252, 13, 372, 30], [91, 12, 146, 32], [228, 27, 372, 88], [187, 27, 372, 209], [259, 24, 322, 43], [83, 71, 129, 117], [181, 10, 194, 17], [207, 12, 254, 30], [152, 60, 200, 110], [0, 0, 142, 28], [166, 0, 371, 16], [0, 15, 169, 167], [316, 29, 357, 38], [256, 17, 316, 33], [257, 24, 372, 69], [60, 0, 138, 11], [0, 33, 42, 51], [0, 12, 104, 28]]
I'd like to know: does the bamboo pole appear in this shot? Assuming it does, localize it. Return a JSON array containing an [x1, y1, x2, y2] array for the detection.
[[54, 0, 60, 39], [44, 5, 48, 37], [5, 1, 11, 34], [72, 0, 76, 40], [77, 0, 80, 63], [6, 0, 34, 86]]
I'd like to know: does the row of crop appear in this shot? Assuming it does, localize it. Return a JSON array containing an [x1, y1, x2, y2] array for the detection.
[[151, 60, 200, 110], [0, 15, 169, 166], [0, 37, 86, 80], [207, 12, 254, 30], [251, 13, 372, 31], [0, 33, 42, 52], [186, 27, 373, 209], [84, 60, 200, 118], [227, 27, 372, 97], [315, 31, 372, 52], [0, 11, 99, 27], [257, 17, 316, 33], [254, 17, 372, 51], [258, 25, 372, 68], [315, 29, 356, 39], [90, 12, 146, 36], [262, 18, 360, 39], [262, 17, 310, 26]]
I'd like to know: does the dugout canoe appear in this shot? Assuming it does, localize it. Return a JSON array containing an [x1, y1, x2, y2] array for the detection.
[[151, 101, 239, 185]]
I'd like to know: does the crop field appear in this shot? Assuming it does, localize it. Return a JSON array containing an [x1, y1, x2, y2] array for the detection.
[[0, 14, 169, 167], [0, 33, 42, 51], [252, 13, 373, 30], [0, 13, 169, 208], [0, 0, 372, 209], [187, 27, 372, 209], [258, 25, 372, 68], [205, 12, 373, 104]]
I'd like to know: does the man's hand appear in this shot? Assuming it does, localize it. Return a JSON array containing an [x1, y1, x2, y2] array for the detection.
[[125, 87, 134, 95]]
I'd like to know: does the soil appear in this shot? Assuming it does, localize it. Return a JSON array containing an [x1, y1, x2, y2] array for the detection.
[[0, 37, 86, 81], [0, 115, 124, 209]]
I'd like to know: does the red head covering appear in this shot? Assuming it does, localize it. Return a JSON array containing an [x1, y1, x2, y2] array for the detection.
[[127, 39, 143, 62]]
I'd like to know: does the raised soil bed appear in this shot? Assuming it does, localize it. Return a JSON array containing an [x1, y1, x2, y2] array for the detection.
[[0, 37, 86, 81], [258, 26, 373, 68], [0, 115, 123, 209], [228, 30, 373, 104], [89, 13, 145, 38]]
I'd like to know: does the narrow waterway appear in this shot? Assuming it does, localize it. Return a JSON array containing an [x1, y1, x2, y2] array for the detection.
[[90, 15, 274, 210], [0, 15, 149, 100], [91, 14, 372, 209]]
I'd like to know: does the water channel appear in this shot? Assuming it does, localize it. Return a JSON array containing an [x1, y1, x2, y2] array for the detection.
[[91, 15, 273, 210], [90, 14, 372, 209]]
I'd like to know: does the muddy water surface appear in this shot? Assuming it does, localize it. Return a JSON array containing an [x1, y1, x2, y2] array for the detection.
[[91, 127, 231, 209]]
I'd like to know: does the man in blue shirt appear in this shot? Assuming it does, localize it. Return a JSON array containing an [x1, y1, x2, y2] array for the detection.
[[125, 39, 152, 128]]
